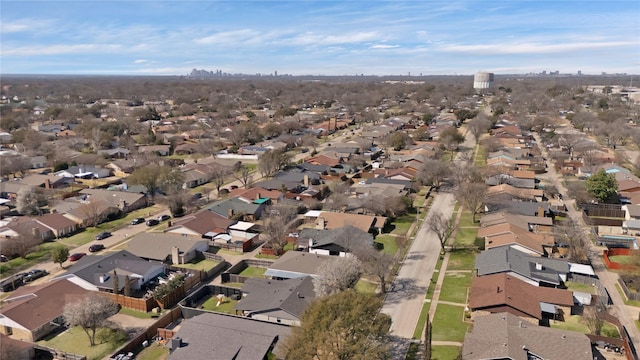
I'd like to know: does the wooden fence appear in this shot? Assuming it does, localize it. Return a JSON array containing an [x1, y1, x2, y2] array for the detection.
[[619, 278, 640, 302], [221, 259, 274, 284], [110, 306, 183, 358], [106, 293, 156, 312], [34, 345, 86, 360], [596, 311, 637, 360]]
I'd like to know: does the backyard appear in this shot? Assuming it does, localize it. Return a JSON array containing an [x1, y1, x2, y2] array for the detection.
[[38, 326, 128, 360], [550, 315, 620, 338], [239, 266, 267, 278], [175, 259, 220, 272], [201, 296, 239, 314]]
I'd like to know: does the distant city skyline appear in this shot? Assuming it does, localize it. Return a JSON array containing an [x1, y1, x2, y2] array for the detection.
[[1, 1, 639, 76]]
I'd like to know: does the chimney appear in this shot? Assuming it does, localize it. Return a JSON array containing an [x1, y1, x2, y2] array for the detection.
[[535, 262, 543, 270], [537, 206, 544, 217], [228, 209, 234, 217], [45, 179, 51, 189], [309, 238, 315, 248], [99, 274, 110, 283], [303, 174, 309, 186], [171, 246, 180, 265]]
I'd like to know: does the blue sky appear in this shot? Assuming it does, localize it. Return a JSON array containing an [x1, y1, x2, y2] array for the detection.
[[1, 1, 639, 75]]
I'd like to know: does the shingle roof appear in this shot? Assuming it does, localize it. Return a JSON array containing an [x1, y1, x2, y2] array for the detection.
[[469, 273, 575, 320], [299, 225, 373, 250], [264, 252, 334, 279], [166, 209, 235, 236], [169, 311, 291, 360], [317, 211, 387, 232], [0, 279, 92, 332], [35, 213, 78, 231], [475, 247, 569, 286], [67, 250, 161, 290], [206, 198, 263, 218], [461, 312, 592, 360], [127, 233, 208, 261], [235, 276, 315, 319]]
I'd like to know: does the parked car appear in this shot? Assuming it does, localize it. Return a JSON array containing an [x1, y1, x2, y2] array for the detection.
[[157, 214, 171, 222], [23, 269, 48, 283], [146, 219, 159, 226], [94, 231, 112, 240], [68, 253, 86, 262], [130, 217, 145, 225], [88, 244, 105, 253], [0, 254, 8, 262]]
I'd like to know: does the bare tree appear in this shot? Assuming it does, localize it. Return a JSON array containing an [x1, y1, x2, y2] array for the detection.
[[80, 201, 105, 227], [261, 204, 297, 255], [209, 166, 230, 195], [467, 114, 491, 144], [456, 182, 487, 223], [63, 294, 119, 346], [16, 186, 45, 215], [313, 256, 362, 297], [354, 245, 393, 294], [554, 218, 589, 263], [419, 159, 451, 189], [232, 164, 252, 189], [258, 148, 291, 177], [428, 212, 456, 252], [583, 306, 604, 335]]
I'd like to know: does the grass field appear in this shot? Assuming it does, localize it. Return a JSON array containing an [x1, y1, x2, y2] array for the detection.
[[239, 266, 267, 277], [550, 315, 620, 338], [431, 345, 462, 360], [413, 302, 431, 339], [38, 326, 128, 360], [608, 255, 635, 265], [615, 283, 640, 307], [118, 307, 156, 319], [454, 227, 478, 246], [0, 242, 62, 275], [375, 234, 400, 256], [355, 279, 378, 294], [457, 211, 477, 228], [391, 214, 415, 236], [175, 259, 220, 271], [446, 249, 478, 271], [438, 272, 471, 304], [564, 281, 597, 294], [136, 342, 169, 360], [431, 304, 469, 342], [201, 297, 239, 314]]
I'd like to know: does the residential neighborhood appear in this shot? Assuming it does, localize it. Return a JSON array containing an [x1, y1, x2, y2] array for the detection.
[[1, 73, 640, 360]]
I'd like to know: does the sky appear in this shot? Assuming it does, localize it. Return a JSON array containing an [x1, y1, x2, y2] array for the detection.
[[1, 1, 639, 76]]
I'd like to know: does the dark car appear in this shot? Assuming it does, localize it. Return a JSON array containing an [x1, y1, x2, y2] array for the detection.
[[157, 214, 171, 222], [23, 269, 48, 283], [146, 219, 159, 226], [130, 217, 145, 225], [68, 253, 86, 262], [88, 244, 105, 253], [94, 231, 112, 240]]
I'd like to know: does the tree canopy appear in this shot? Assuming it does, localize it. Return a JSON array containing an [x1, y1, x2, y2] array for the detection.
[[63, 294, 119, 346], [285, 290, 391, 360], [585, 169, 618, 203]]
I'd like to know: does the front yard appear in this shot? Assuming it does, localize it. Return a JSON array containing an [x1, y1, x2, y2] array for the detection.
[[375, 234, 400, 256], [438, 272, 472, 304], [446, 249, 478, 271], [38, 326, 128, 360], [431, 304, 470, 342]]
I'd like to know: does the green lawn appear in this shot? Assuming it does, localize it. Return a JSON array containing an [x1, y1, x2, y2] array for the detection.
[[175, 259, 220, 271], [136, 342, 169, 360], [438, 272, 472, 304], [608, 255, 635, 265], [615, 283, 640, 307], [431, 304, 470, 342], [564, 281, 597, 294], [355, 279, 378, 294], [446, 249, 478, 271], [201, 297, 239, 314], [222, 282, 244, 288], [457, 211, 477, 228], [391, 214, 415, 236], [38, 326, 128, 360], [118, 307, 156, 319], [0, 242, 63, 275], [454, 227, 478, 247], [239, 266, 267, 277], [413, 302, 431, 339], [550, 315, 620, 338], [375, 234, 400, 256], [431, 345, 461, 360]]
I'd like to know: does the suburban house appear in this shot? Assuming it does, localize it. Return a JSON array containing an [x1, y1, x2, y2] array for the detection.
[[106, 159, 138, 177], [137, 144, 171, 156], [33, 213, 78, 238], [79, 188, 148, 214], [54, 199, 118, 227], [264, 251, 335, 279], [181, 163, 212, 189], [206, 198, 267, 221], [622, 204, 640, 235], [297, 225, 373, 256], [618, 178, 640, 205], [461, 312, 593, 360], [0, 279, 93, 342], [480, 212, 554, 234], [484, 202, 552, 218], [17, 174, 70, 189], [303, 210, 388, 233], [229, 187, 284, 204], [475, 247, 570, 288], [59, 250, 165, 293], [469, 273, 575, 323], [486, 184, 544, 203], [97, 147, 131, 159], [0, 216, 55, 243], [477, 222, 555, 256], [234, 276, 316, 326], [0, 334, 34, 360], [168, 311, 291, 360], [54, 165, 111, 179], [127, 233, 209, 264], [165, 209, 236, 238]]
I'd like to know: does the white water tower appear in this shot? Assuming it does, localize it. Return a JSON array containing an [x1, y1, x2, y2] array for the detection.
[[473, 72, 494, 92]]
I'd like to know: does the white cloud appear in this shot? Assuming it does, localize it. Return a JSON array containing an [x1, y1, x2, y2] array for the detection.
[[194, 29, 260, 45], [1, 44, 122, 56], [289, 31, 379, 46], [370, 44, 399, 49], [439, 41, 637, 55], [134, 59, 148, 64]]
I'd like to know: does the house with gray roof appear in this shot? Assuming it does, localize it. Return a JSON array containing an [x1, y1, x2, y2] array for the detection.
[[475, 247, 569, 287], [462, 312, 593, 360], [264, 251, 334, 279], [127, 233, 208, 264], [235, 276, 315, 326], [169, 311, 290, 360], [60, 250, 165, 293], [206, 197, 266, 221], [55, 165, 111, 179], [298, 225, 373, 257], [79, 188, 147, 213], [484, 201, 551, 217]]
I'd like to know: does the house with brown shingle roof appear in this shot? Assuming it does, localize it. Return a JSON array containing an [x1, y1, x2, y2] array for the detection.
[[165, 209, 236, 238], [0, 279, 93, 342], [469, 273, 575, 322], [34, 213, 78, 238], [461, 312, 593, 360], [304, 211, 387, 233], [229, 187, 284, 204], [486, 184, 543, 203], [305, 154, 341, 167], [478, 222, 555, 256]]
